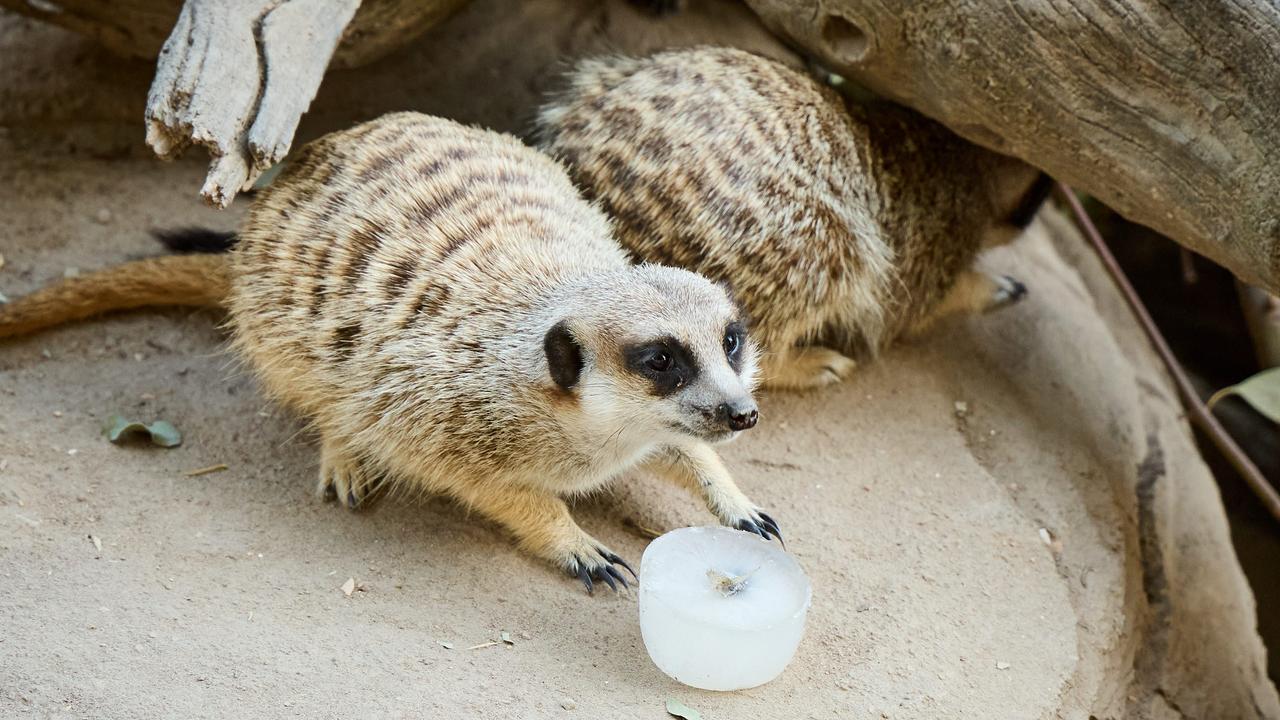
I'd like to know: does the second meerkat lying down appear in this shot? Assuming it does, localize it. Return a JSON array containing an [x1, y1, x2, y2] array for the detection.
[[537, 47, 1048, 390], [0, 112, 780, 593]]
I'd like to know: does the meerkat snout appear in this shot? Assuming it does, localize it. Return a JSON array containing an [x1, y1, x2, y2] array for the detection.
[[719, 399, 759, 432]]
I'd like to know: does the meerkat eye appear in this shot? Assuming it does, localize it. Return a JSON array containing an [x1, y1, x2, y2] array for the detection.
[[648, 350, 673, 372], [723, 322, 745, 359], [723, 331, 740, 357]]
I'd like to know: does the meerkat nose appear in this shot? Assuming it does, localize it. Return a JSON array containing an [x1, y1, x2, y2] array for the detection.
[[719, 401, 759, 431]]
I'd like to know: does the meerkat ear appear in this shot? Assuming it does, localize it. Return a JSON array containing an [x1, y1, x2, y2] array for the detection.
[[544, 320, 584, 390]]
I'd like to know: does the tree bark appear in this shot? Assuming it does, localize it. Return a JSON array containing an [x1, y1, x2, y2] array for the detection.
[[744, 0, 1280, 293]]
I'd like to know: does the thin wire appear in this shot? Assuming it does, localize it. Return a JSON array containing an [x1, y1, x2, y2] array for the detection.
[[1058, 183, 1280, 523]]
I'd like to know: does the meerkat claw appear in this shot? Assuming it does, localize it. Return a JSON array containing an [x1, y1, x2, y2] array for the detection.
[[576, 565, 595, 595], [570, 550, 636, 594], [736, 512, 785, 547], [605, 564, 630, 589], [598, 569, 619, 593], [599, 549, 638, 580], [757, 512, 784, 545]]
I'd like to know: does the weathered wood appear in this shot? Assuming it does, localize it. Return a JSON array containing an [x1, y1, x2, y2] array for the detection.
[[144, 0, 358, 207], [0, 0, 469, 68], [744, 0, 1280, 292], [1, 0, 468, 207], [144, 1, 267, 205]]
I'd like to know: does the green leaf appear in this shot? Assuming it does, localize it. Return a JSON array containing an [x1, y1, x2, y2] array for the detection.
[[104, 415, 183, 448], [666, 699, 701, 720], [1209, 367, 1280, 423]]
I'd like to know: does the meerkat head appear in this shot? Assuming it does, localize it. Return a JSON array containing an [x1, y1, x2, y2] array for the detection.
[[544, 265, 761, 446]]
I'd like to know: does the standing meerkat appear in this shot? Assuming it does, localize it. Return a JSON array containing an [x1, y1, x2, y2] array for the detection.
[[536, 47, 1048, 390], [0, 112, 782, 592]]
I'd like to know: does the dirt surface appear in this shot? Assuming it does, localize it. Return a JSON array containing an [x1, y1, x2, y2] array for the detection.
[[2, 3, 1278, 718]]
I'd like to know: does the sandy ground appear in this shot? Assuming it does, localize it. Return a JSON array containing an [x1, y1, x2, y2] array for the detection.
[[0, 151, 1079, 718], [2, 3, 1278, 718]]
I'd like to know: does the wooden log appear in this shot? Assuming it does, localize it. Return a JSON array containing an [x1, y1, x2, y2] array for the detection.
[[1, 0, 468, 207], [143, 0, 358, 207], [743, 0, 1280, 293], [0, 0, 469, 68]]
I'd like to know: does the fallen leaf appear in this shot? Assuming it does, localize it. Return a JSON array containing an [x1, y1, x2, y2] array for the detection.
[[666, 699, 701, 720], [1209, 367, 1280, 423], [89, 535, 102, 552], [438, 641, 454, 650], [340, 578, 356, 597], [500, 631, 513, 645], [104, 415, 182, 448], [184, 464, 228, 477], [996, 661, 1011, 670]]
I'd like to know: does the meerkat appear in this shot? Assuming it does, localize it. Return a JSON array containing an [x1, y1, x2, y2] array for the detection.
[[536, 47, 1049, 390], [0, 112, 783, 593]]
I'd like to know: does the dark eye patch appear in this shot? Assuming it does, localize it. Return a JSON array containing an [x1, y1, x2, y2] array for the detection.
[[623, 336, 699, 396], [723, 321, 747, 373]]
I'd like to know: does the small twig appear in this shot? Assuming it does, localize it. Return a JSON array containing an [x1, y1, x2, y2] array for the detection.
[[467, 641, 499, 651], [623, 516, 663, 540], [184, 463, 229, 477], [1058, 184, 1280, 523]]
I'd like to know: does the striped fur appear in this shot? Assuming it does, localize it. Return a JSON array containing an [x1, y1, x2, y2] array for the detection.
[[224, 113, 775, 588], [537, 47, 1040, 389]]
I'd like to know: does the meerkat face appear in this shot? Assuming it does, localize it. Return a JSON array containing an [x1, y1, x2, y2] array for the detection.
[[544, 267, 761, 448]]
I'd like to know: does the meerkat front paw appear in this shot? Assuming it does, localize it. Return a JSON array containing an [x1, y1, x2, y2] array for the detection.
[[561, 539, 637, 595], [317, 445, 383, 510]]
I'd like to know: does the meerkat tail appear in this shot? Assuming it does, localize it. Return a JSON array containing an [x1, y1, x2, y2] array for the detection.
[[0, 254, 230, 339]]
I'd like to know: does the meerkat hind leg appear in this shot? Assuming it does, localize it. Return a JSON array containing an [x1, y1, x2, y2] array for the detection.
[[449, 482, 633, 594], [641, 444, 782, 544], [318, 441, 385, 510], [912, 269, 1027, 335], [761, 345, 857, 391]]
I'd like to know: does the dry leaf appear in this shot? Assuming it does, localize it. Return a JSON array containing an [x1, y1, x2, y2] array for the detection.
[[996, 661, 1011, 670], [104, 415, 182, 448], [500, 631, 513, 645], [89, 535, 102, 552], [438, 641, 454, 650], [1209, 367, 1280, 423], [666, 699, 701, 720], [340, 578, 356, 597]]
